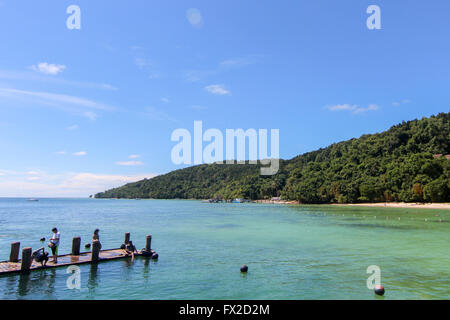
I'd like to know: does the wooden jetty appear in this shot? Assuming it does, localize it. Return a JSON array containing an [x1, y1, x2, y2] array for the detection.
[[0, 233, 157, 276]]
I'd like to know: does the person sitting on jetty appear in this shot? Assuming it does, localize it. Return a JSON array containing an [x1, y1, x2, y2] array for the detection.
[[31, 247, 49, 266], [92, 229, 102, 250], [123, 240, 138, 261], [48, 227, 60, 264]]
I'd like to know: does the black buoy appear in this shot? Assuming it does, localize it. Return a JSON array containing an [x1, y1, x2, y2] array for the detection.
[[151, 252, 159, 260], [141, 248, 153, 257], [374, 284, 385, 296], [85, 243, 91, 249], [240, 264, 248, 273], [40, 237, 45, 242]]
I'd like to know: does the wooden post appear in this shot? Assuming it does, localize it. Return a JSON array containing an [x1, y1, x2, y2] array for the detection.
[[145, 235, 152, 251], [21, 247, 32, 274], [91, 240, 101, 262], [10, 242, 20, 262], [72, 237, 81, 255], [124, 232, 130, 245]]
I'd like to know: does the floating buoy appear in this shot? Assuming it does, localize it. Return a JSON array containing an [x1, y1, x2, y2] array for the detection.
[[374, 284, 385, 296], [141, 249, 153, 257], [240, 264, 248, 273], [40, 237, 45, 242], [85, 243, 91, 249]]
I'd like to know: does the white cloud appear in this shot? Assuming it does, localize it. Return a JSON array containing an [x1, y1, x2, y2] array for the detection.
[[0, 87, 115, 119], [31, 62, 66, 75], [0, 171, 158, 197], [219, 55, 262, 68], [55, 151, 67, 155], [190, 105, 208, 111], [0, 70, 117, 90], [128, 154, 140, 159], [327, 103, 379, 114], [116, 161, 144, 166], [205, 84, 230, 95], [135, 57, 153, 69], [186, 8, 203, 28], [67, 124, 78, 130], [83, 111, 98, 121], [73, 151, 87, 156], [183, 56, 261, 82], [161, 98, 169, 103], [392, 99, 411, 107], [144, 106, 177, 122]]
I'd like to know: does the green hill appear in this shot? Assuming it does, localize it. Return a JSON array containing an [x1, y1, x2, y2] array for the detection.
[[95, 112, 450, 203]]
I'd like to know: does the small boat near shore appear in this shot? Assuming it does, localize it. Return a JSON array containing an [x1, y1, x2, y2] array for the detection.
[[27, 199, 39, 202]]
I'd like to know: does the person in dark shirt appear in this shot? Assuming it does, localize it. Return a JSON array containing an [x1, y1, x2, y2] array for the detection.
[[32, 247, 49, 266]]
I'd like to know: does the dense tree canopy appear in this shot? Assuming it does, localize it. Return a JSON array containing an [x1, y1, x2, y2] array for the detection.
[[96, 112, 450, 203]]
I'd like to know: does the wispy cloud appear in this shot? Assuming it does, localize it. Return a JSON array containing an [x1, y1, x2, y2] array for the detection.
[[0, 170, 158, 197], [116, 161, 144, 166], [72, 151, 87, 156], [131, 47, 161, 79], [66, 124, 78, 130], [205, 84, 230, 95], [327, 104, 379, 114], [186, 8, 204, 28], [144, 106, 177, 122], [160, 97, 169, 103], [30, 62, 66, 75], [128, 154, 140, 159], [219, 55, 263, 68], [183, 55, 261, 83], [0, 70, 118, 90], [0, 87, 116, 119], [392, 99, 411, 107], [190, 105, 208, 111]]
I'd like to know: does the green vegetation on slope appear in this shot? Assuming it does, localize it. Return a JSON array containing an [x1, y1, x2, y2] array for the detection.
[[96, 112, 450, 203]]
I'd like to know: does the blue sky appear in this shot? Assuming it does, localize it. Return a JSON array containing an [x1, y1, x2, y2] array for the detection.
[[0, 1, 449, 196]]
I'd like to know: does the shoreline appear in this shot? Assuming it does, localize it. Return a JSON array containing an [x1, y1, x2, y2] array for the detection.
[[253, 199, 450, 209], [332, 202, 450, 210], [94, 198, 450, 209]]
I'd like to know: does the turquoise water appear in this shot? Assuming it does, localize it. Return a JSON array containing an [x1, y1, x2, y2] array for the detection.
[[0, 198, 448, 300]]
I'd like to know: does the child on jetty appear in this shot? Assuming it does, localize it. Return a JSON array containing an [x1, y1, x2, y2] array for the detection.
[[48, 227, 60, 264]]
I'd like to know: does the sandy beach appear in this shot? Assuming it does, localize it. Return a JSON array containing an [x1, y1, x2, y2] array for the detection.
[[333, 202, 450, 210], [254, 199, 450, 209]]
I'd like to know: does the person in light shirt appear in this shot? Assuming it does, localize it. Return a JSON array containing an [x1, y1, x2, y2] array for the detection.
[[49, 227, 60, 264]]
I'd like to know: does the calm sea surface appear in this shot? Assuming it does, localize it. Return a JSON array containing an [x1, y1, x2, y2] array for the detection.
[[0, 198, 448, 300]]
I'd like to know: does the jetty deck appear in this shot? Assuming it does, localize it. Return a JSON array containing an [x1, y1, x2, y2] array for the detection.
[[0, 233, 156, 276], [0, 248, 144, 275]]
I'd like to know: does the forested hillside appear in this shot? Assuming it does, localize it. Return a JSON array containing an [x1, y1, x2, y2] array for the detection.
[[96, 112, 450, 203]]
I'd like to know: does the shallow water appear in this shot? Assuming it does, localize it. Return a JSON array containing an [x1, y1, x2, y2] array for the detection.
[[0, 198, 448, 300]]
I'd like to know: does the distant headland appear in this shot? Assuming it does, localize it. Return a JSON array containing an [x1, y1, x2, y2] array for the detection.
[[95, 112, 450, 205]]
